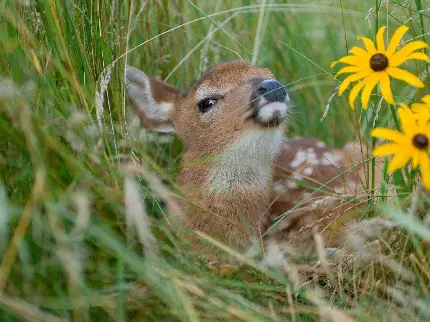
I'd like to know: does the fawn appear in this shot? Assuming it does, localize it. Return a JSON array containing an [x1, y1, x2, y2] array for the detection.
[[125, 61, 370, 260]]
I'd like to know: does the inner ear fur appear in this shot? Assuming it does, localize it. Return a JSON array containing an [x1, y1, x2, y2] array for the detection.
[[125, 66, 181, 133]]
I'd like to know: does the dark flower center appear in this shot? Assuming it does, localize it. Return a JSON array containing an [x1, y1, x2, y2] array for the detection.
[[413, 134, 429, 150], [370, 53, 389, 71]]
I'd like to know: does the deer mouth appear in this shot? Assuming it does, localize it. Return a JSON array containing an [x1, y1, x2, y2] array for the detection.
[[249, 99, 288, 128], [247, 78, 289, 128]]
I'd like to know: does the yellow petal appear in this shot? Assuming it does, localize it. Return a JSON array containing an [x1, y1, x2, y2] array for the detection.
[[379, 72, 395, 104], [417, 117, 430, 131], [411, 103, 428, 112], [411, 103, 428, 111], [349, 46, 370, 57], [419, 151, 430, 189], [386, 25, 409, 57], [348, 81, 366, 109], [389, 52, 409, 67], [398, 102, 410, 109], [361, 73, 380, 109], [376, 26, 386, 52], [406, 52, 430, 62], [371, 128, 409, 144], [339, 79, 351, 96], [412, 149, 420, 169], [422, 95, 430, 105], [358, 36, 377, 55], [373, 143, 403, 156], [411, 104, 430, 120], [387, 67, 425, 88], [335, 66, 362, 78], [389, 41, 428, 66], [331, 55, 362, 68], [388, 150, 412, 173], [338, 71, 372, 95], [401, 102, 426, 120], [398, 106, 417, 134]]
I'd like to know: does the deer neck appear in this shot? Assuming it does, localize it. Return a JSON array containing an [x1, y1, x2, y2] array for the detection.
[[176, 130, 284, 248]]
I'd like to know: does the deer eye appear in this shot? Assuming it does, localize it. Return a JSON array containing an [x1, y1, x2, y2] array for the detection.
[[198, 98, 218, 113]]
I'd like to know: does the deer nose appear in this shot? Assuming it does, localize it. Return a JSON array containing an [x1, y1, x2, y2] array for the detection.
[[257, 80, 287, 102]]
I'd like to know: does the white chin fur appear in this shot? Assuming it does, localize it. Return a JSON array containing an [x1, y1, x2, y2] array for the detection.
[[256, 100, 288, 123]]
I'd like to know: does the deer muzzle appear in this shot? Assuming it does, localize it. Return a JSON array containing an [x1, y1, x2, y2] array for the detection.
[[250, 79, 289, 127]]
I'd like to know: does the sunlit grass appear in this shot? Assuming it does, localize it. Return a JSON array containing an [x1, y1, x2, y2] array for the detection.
[[1, 0, 430, 321]]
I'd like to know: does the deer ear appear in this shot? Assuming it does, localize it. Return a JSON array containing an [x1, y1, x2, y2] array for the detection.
[[125, 66, 181, 133]]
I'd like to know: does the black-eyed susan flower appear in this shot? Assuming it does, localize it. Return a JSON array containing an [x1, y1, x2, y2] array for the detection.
[[411, 94, 430, 120], [331, 25, 429, 109], [371, 107, 430, 189]]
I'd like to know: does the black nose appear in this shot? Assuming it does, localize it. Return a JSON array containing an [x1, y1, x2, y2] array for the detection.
[[257, 80, 287, 102]]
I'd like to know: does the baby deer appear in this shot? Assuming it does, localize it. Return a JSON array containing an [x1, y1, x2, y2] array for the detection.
[[125, 61, 370, 259]]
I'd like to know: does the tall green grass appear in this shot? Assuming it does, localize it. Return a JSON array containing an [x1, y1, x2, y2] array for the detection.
[[1, 0, 430, 321]]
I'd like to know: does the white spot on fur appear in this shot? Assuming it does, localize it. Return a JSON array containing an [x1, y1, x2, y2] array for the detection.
[[272, 181, 287, 194], [316, 141, 326, 148], [286, 174, 303, 190], [307, 152, 319, 165], [286, 180, 298, 189], [290, 150, 306, 168], [208, 129, 283, 194], [334, 185, 347, 194], [303, 167, 313, 176], [321, 151, 342, 166], [290, 148, 319, 168]]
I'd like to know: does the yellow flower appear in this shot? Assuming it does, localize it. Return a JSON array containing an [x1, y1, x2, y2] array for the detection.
[[371, 107, 430, 189], [331, 25, 429, 109], [411, 94, 430, 120]]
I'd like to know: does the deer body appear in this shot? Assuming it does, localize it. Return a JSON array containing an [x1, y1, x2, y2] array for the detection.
[[175, 129, 285, 251], [126, 61, 367, 258]]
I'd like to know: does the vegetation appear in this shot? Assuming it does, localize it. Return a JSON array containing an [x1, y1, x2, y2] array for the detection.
[[1, 0, 430, 321]]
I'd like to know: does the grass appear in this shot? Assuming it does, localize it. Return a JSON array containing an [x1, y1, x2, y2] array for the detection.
[[1, 0, 430, 321]]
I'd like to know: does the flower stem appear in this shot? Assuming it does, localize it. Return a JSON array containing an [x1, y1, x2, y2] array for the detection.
[[390, 105, 410, 200], [390, 105, 401, 131], [369, 0, 380, 213]]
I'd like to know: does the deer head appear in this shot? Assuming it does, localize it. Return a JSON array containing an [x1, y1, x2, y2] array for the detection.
[[126, 61, 289, 155]]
